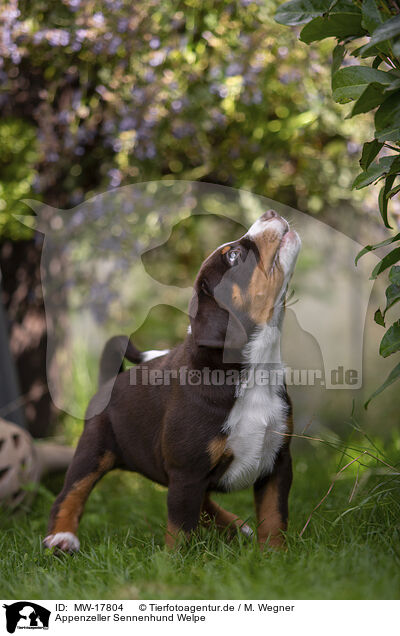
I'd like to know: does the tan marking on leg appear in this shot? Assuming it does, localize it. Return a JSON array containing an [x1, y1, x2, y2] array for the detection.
[[201, 496, 251, 537], [165, 520, 188, 549], [52, 451, 115, 535], [255, 477, 286, 550]]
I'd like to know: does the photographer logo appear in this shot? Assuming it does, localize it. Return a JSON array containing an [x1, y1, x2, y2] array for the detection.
[[3, 602, 50, 634]]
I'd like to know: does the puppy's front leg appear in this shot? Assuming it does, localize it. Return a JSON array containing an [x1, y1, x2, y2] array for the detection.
[[44, 416, 116, 553], [165, 471, 208, 549], [201, 495, 253, 539], [253, 444, 292, 550]]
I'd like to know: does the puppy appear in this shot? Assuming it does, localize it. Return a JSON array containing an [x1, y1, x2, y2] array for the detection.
[[44, 210, 300, 552]]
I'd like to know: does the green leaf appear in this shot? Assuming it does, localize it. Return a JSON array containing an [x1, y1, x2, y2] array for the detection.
[[380, 319, 400, 357], [386, 156, 400, 176], [360, 0, 391, 56], [389, 265, 400, 285], [359, 139, 383, 171], [374, 307, 385, 326], [375, 93, 400, 142], [332, 66, 395, 104], [355, 232, 400, 265], [365, 361, 400, 408], [332, 44, 346, 74], [361, 0, 384, 33], [370, 246, 400, 279], [350, 82, 385, 117], [378, 174, 395, 228], [385, 282, 400, 314], [352, 155, 398, 190], [275, 0, 328, 25], [386, 78, 400, 92], [351, 44, 381, 58], [377, 130, 400, 143], [376, 127, 400, 143], [360, 13, 400, 54], [386, 183, 400, 200], [300, 13, 365, 44], [275, 0, 359, 26]]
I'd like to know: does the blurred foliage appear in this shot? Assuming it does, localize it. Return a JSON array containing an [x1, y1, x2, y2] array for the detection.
[[142, 214, 247, 286], [0, 117, 38, 239], [0, 0, 375, 240], [275, 0, 400, 402]]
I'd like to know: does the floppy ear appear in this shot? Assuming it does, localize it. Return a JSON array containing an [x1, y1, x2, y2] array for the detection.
[[189, 289, 248, 350], [189, 290, 227, 348]]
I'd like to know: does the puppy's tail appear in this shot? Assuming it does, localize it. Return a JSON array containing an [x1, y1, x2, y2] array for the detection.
[[98, 335, 142, 387]]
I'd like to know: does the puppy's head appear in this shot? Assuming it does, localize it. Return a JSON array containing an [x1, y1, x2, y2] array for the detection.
[[189, 210, 301, 352]]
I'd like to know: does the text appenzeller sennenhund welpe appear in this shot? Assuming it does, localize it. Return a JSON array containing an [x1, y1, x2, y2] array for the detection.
[[44, 209, 301, 552]]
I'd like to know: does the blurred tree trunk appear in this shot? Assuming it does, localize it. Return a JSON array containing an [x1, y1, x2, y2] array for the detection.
[[0, 238, 54, 437], [0, 279, 25, 429]]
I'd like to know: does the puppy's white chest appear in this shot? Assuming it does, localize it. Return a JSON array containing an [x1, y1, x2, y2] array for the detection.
[[219, 384, 288, 491]]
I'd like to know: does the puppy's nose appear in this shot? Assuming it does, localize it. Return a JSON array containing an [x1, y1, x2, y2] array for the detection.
[[260, 209, 278, 221]]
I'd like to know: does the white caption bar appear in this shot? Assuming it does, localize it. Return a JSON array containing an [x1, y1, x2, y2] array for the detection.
[[1, 599, 398, 635]]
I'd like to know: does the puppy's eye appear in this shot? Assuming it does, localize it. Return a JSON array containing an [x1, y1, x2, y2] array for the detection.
[[226, 248, 241, 266]]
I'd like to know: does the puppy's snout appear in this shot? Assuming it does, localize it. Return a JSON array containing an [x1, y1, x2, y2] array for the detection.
[[259, 210, 289, 234], [260, 209, 277, 222], [247, 210, 289, 242]]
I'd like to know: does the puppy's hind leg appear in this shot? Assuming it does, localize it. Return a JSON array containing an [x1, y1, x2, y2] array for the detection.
[[44, 414, 117, 553], [201, 495, 253, 539]]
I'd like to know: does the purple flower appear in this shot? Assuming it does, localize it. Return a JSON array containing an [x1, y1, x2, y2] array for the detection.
[[143, 70, 155, 82], [66, 0, 81, 10], [108, 169, 122, 187], [150, 37, 160, 50], [112, 139, 123, 152], [117, 18, 129, 33], [93, 41, 104, 54], [33, 32, 45, 44], [92, 12, 105, 28], [75, 29, 89, 42], [171, 99, 182, 112], [11, 49, 21, 63], [47, 29, 70, 46], [149, 51, 166, 67], [202, 31, 213, 42], [120, 116, 137, 131], [58, 110, 71, 124], [347, 141, 360, 155], [108, 35, 122, 54]]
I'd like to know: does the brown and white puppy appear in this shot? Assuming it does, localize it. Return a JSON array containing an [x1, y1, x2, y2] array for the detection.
[[44, 210, 300, 553]]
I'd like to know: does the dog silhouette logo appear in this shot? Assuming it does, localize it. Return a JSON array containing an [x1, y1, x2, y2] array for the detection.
[[3, 602, 50, 633]]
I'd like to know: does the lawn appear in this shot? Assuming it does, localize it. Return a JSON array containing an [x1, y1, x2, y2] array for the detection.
[[1, 428, 399, 600]]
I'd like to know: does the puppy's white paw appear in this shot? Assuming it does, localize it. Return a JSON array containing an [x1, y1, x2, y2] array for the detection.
[[239, 523, 254, 538], [43, 532, 80, 553]]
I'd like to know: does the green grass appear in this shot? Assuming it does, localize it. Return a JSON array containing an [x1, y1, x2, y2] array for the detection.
[[1, 433, 399, 600]]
